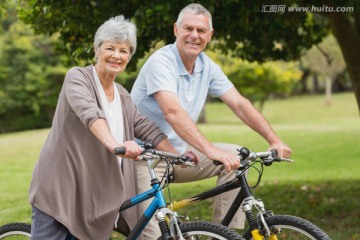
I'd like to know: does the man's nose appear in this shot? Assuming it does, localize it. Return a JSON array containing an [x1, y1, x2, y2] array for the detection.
[[190, 29, 199, 38]]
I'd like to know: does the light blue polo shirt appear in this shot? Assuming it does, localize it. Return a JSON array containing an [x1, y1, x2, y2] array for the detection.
[[131, 44, 233, 153]]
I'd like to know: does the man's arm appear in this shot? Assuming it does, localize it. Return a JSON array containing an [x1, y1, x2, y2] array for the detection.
[[154, 91, 240, 171], [220, 87, 292, 158]]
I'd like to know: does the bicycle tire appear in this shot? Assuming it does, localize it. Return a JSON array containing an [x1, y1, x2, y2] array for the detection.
[[242, 215, 330, 240], [179, 221, 244, 239], [0, 222, 31, 239]]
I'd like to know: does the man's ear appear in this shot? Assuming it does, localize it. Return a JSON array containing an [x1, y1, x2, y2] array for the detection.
[[174, 23, 178, 37], [208, 29, 214, 43]]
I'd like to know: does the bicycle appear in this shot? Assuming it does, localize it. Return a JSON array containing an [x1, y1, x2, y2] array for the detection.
[[0, 143, 244, 240], [167, 147, 331, 240]]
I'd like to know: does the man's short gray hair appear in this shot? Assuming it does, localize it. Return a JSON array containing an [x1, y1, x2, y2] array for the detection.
[[176, 3, 213, 30], [93, 15, 137, 59]]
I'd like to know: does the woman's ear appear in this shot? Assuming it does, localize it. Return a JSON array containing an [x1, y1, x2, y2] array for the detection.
[[94, 45, 98, 58]]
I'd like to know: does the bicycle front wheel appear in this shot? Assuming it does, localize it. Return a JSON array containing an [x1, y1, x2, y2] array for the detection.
[[0, 222, 31, 239], [180, 221, 244, 240], [243, 215, 330, 240]]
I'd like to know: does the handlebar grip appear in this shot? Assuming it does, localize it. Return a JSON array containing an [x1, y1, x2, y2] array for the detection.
[[114, 147, 126, 155], [213, 160, 222, 166], [180, 155, 192, 162]]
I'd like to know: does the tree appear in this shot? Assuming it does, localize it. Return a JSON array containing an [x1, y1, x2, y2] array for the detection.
[[18, 1, 328, 65], [17, 0, 360, 114], [0, 16, 67, 132], [301, 34, 346, 105], [207, 49, 302, 111]]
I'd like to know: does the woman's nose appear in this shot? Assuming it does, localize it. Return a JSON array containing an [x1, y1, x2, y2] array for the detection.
[[112, 51, 121, 59]]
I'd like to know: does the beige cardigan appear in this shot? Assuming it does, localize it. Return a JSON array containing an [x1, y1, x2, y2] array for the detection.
[[29, 65, 167, 239]]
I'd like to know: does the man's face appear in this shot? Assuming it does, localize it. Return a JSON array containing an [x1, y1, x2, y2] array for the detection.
[[174, 12, 213, 59]]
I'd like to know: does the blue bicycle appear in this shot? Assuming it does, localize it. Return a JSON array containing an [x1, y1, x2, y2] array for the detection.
[[0, 143, 244, 240]]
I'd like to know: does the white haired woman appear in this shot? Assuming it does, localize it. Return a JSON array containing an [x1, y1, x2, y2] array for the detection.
[[28, 15, 189, 240]]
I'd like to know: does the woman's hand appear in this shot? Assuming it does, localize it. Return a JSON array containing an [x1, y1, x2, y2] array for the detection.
[[120, 141, 143, 159]]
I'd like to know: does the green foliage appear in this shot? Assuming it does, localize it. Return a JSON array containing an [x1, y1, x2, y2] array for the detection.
[[0, 14, 67, 132], [0, 1, 16, 34], [14, 0, 360, 113], [207, 49, 302, 110], [17, 0, 329, 68]]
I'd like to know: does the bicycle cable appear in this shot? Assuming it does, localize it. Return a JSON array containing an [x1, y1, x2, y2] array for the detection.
[[248, 160, 264, 189]]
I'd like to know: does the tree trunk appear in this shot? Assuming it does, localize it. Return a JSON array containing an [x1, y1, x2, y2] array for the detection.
[[299, 68, 310, 94], [312, 74, 319, 94], [325, 76, 332, 106], [325, 12, 360, 115]]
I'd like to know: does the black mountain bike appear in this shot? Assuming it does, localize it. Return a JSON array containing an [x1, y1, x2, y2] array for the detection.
[[168, 147, 331, 240]]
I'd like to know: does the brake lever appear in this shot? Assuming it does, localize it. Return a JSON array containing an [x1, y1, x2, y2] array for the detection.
[[262, 157, 273, 166], [280, 158, 294, 163], [176, 156, 203, 169]]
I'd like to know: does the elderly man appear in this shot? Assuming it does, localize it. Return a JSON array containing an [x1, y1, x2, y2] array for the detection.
[[131, 3, 292, 239]]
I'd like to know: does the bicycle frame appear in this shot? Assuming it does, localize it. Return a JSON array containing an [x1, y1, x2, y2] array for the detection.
[[119, 182, 163, 239], [168, 151, 293, 240], [118, 157, 177, 239], [169, 169, 248, 226]]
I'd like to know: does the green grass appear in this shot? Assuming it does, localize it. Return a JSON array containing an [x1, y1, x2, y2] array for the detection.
[[1, 92, 359, 239]]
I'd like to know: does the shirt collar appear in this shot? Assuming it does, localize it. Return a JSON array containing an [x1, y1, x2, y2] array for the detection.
[[170, 43, 204, 76]]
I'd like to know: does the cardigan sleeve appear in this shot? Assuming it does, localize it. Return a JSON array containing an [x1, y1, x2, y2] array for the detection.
[[64, 67, 106, 128], [133, 108, 168, 147]]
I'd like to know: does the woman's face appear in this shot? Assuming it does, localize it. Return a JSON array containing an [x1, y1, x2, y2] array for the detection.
[[95, 41, 131, 77]]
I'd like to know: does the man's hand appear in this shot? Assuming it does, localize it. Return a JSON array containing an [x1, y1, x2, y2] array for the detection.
[[183, 150, 200, 165], [268, 141, 292, 159]]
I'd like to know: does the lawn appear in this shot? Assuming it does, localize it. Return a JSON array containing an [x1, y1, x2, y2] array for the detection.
[[0, 92, 359, 239]]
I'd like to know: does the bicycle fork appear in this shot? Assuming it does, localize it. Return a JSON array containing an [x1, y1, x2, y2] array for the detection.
[[242, 197, 279, 240], [155, 208, 185, 240]]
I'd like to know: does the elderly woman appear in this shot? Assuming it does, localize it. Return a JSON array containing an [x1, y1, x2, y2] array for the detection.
[[29, 15, 182, 240]]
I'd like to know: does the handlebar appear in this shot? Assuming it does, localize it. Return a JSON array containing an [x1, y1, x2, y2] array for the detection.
[[114, 143, 194, 166], [213, 147, 293, 167]]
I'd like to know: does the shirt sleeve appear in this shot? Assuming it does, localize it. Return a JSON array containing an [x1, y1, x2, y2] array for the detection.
[[144, 56, 179, 96], [208, 60, 234, 97]]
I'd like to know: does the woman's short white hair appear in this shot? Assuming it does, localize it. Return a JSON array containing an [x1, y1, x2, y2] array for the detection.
[[93, 15, 137, 59], [176, 3, 213, 30]]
